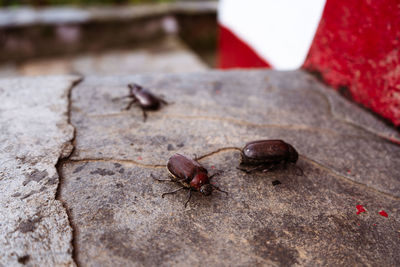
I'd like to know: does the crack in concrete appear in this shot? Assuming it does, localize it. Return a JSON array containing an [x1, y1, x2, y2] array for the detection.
[[308, 86, 400, 146], [55, 76, 84, 267], [65, 147, 241, 173], [66, 147, 241, 168], [62, 144, 399, 201], [67, 158, 165, 168], [195, 146, 242, 160], [86, 111, 381, 141], [300, 155, 400, 201]]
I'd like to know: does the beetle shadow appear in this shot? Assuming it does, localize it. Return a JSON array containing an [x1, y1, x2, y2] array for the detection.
[[235, 162, 306, 187]]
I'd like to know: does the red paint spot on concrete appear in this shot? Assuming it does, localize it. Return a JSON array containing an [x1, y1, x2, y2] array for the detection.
[[303, 0, 400, 126], [356, 205, 366, 214], [218, 24, 271, 69], [379, 210, 388, 217], [211, 166, 215, 169], [373, 224, 377, 226], [347, 170, 351, 174], [137, 156, 142, 160]]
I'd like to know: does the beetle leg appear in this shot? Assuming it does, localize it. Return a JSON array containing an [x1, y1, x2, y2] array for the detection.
[[209, 171, 223, 180], [184, 190, 192, 208], [211, 184, 228, 195], [112, 95, 131, 101], [261, 165, 275, 173], [236, 165, 265, 174], [151, 173, 173, 182], [161, 187, 185, 198], [158, 97, 169, 105], [293, 165, 304, 176], [124, 99, 138, 110], [174, 173, 190, 183], [236, 166, 251, 173], [140, 107, 148, 122]]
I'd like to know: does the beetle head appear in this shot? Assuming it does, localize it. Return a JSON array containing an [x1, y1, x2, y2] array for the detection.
[[128, 83, 143, 94], [199, 184, 213, 196], [239, 150, 250, 164], [287, 144, 298, 163]]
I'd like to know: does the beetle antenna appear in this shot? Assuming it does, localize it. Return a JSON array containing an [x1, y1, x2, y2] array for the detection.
[[184, 190, 192, 208], [128, 83, 142, 90], [211, 184, 228, 195]]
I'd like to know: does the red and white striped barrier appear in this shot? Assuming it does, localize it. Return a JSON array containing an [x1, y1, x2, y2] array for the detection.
[[218, 0, 400, 126], [218, 0, 326, 70]]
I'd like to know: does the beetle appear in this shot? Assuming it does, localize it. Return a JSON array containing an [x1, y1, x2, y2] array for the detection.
[[123, 83, 168, 121], [152, 153, 227, 207], [237, 140, 302, 174]]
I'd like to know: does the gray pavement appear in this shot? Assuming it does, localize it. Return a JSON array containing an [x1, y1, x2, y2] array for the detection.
[[1, 70, 400, 266], [0, 76, 81, 266]]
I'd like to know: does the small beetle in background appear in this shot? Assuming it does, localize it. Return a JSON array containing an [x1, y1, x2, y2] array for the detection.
[[237, 140, 302, 175], [123, 83, 168, 121], [152, 153, 227, 207]]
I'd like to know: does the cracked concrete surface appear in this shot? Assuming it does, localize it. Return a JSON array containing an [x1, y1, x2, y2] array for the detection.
[[70, 70, 400, 197], [2, 70, 400, 266], [60, 70, 399, 266], [0, 76, 81, 266]]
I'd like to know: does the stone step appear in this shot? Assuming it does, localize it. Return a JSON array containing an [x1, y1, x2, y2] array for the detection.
[[0, 36, 208, 77], [1, 70, 399, 266]]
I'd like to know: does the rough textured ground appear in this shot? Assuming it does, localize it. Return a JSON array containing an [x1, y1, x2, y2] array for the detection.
[[61, 70, 399, 266], [0, 76, 81, 266], [1, 70, 399, 266]]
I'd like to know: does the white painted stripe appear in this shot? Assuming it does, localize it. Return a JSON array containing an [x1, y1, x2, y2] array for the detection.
[[219, 0, 326, 70]]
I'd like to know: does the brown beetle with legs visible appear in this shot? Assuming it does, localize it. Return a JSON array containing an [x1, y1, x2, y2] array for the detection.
[[123, 83, 168, 121], [152, 153, 227, 207]]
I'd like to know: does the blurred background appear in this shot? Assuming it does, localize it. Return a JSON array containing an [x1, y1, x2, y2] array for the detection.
[[0, 0, 399, 126], [0, 0, 218, 76]]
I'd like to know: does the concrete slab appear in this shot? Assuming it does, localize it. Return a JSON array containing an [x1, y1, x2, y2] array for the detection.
[[0, 75, 81, 266], [69, 70, 400, 197], [58, 70, 400, 266]]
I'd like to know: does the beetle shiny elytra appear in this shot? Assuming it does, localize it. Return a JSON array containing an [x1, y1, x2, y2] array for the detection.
[[124, 83, 167, 121], [152, 153, 227, 207], [238, 140, 301, 174]]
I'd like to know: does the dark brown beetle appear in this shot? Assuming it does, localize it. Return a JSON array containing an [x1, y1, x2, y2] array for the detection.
[[124, 83, 168, 121], [237, 140, 301, 174], [152, 153, 227, 207]]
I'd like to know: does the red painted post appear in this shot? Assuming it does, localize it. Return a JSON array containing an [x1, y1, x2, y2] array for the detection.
[[303, 0, 400, 125], [218, 0, 400, 125]]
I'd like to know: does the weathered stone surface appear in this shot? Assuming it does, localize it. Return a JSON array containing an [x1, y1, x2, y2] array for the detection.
[[58, 70, 400, 266], [70, 70, 400, 197], [0, 76, 80, 266]]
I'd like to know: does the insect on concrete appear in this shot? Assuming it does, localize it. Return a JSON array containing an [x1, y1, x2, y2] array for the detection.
[[152, 153, 227, 207]]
